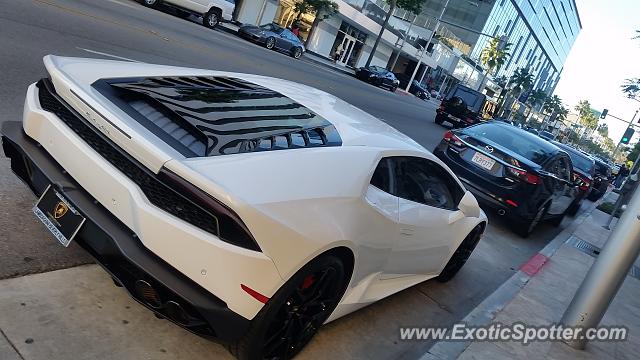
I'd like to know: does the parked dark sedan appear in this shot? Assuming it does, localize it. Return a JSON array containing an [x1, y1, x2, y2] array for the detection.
[[238, 23, 305, 59], [588, 158, 613, 200], [552, 142, 595, 214], [394, 73, 430, 100], [434, 121, 579, 237], [355, 66, 399, 91]]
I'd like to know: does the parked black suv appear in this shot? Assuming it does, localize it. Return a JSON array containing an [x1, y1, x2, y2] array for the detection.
[[434, 121, 579, 237], [435, 84, 495, 128], [588, 158, 612, 200], [552, 142, 595, 214]]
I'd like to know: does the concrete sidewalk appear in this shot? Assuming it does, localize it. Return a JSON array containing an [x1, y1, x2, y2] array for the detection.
[[425, 193, 640, 359]]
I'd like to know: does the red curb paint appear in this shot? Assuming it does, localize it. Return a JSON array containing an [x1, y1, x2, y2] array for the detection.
[[520, 253, 549, 276]]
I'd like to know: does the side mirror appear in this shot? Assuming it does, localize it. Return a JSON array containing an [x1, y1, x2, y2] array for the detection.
[[458, 191, 480, 218]]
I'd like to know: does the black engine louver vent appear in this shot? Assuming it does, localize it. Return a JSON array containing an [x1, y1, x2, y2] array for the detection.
[[92, 76, 342, 158]]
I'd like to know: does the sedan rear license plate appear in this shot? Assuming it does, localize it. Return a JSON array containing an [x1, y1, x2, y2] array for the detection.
[[471, 152, 496, 171], [33, 185, 85, 247]]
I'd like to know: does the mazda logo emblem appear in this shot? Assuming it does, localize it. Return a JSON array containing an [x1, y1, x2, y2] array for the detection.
[[485, 145, 494, 153]]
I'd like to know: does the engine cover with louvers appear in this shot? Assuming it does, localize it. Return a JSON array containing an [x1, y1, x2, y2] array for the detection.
[[92, 76, 342, 157]]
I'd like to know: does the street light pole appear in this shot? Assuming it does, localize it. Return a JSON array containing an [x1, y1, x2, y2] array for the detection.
[[561, 177, 640, 349], [404, 0, 451, 92], [389, 16, 415, 71], [610, 109, 638, 160]]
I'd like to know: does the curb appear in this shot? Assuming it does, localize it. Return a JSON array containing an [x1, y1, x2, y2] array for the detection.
[[421, 199, 603, 360], [299, 54, 356, 77]]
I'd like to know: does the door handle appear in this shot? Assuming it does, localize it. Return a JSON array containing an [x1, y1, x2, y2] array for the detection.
[[400, 228, 414, 236]]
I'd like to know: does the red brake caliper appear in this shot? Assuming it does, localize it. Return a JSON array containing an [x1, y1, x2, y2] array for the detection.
[[301, 275, 315, 290]]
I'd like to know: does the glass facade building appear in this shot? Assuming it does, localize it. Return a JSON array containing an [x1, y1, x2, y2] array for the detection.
[[470, 0, 582, 92]]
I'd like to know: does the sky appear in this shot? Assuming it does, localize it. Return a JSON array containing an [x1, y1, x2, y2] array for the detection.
[[553, 0, 640, 144]]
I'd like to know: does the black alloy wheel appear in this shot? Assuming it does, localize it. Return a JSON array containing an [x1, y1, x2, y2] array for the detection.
[[437, 225, 484, 282], [229, 255, 348, 360]]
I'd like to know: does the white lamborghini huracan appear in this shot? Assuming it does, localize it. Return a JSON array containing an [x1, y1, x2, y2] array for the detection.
[[1, 56, 487, 359]]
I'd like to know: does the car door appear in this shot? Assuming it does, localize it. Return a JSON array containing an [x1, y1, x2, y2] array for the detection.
[[363, 158, 400, 271], [383, 156, 467, 276], [276, 29, 294, 49]]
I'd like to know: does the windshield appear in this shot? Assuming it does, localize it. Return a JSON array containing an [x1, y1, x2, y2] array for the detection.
[[462, 123, 553, 164]]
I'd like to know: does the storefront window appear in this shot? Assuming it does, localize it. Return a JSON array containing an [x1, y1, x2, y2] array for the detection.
[[273, 0, 315, 42], [330, 22, 367, 67]]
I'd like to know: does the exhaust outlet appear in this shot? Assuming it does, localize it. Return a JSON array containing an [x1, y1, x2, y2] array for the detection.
[[498, 209, 506, 216], [165, 300, 190, 325], [134, 280, 162, 309]]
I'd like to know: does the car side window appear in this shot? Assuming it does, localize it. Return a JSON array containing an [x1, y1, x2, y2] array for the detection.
[[549, 157, 570, 182], [282, 29, 295, 40], [392, 157, 463, 210], [370, 158, 393, 194]]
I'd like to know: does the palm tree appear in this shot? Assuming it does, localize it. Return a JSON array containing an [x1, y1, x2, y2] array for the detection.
[[364, 0, 425, 67], [478, 38, 511, 91], [526, 89, 547, 109], [501, 67, 533, 119], [293, 0, 339, 44]]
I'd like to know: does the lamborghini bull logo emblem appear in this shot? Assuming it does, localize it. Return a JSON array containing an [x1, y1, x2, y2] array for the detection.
[[53, 201, 68, 219]]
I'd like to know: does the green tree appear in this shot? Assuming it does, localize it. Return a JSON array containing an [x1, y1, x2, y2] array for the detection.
[[597, 123, 609, 138], [527, 89, 547, 108], [294, 0, 339, 44], [501, 67, 533, 119], [365, 0, 426, 67], [478, 38, 511, 91], [628, 142, 640, 162], [494, 75, 508, 87], [574, 100, 598, 130]]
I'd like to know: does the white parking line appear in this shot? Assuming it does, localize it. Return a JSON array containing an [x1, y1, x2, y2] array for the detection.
[[77, 47, 141, 62]]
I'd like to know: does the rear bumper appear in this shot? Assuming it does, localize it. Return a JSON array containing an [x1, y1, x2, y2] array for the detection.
[[1, 121, 250, 342], [433, 144, 530, 218]]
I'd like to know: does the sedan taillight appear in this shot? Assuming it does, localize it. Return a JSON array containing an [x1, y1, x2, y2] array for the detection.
[[507, 167, 541, 185], [443, 131, 464, 147], [572, 172, 591, 191]]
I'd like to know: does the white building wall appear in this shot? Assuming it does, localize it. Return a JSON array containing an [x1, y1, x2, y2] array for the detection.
[[236, 0, 279, 25], [305, 16, 341, 57], [357, 40, 393, 68]]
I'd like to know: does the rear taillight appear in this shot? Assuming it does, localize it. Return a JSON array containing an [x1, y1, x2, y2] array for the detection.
[[437, 105, 445, 113], [443, 131, 464, 147], [573, 172, 591, 191], [507, 167, 541, 185], [159, 168, 261, 251]]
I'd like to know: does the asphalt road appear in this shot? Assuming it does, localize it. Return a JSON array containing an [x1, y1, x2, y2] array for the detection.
[[0, 0, 589, 359]]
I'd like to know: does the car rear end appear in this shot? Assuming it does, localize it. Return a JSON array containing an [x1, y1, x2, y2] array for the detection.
[[433, 122, 550, 221], [435, 85, 485, 127], [1, 56, 290, 342]]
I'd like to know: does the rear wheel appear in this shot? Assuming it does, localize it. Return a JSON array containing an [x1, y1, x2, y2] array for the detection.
[[390, 86, 397, 92], [291, 47, 303, 59], [512, 203, 549, 238], [229, 255, 348, 360], [435, 115, 444, 125], [203, 10, 220, 28], [437, 225, 484, 282]]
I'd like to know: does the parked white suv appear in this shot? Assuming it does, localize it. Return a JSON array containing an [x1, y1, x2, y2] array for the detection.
[[141, 0, 234, 28]]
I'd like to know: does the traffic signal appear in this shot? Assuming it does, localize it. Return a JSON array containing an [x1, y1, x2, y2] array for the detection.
[[621, 128, 635, 144], [600, 109, 608, 119]]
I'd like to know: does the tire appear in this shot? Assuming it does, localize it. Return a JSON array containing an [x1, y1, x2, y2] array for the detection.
[[512, 203, 549, 238], [291, 47, 303, 59], [141, 0, 160, 7], [228, 255, 348, 360], [390, 86, 397, 92], [437, 225, 484, 282], [435, 114, 444, 125], [566, 200, 581, 216], [548, 213, 565, 227], [203, 10, 220, 28], [265, 36, 276, 50]]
